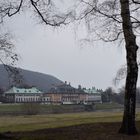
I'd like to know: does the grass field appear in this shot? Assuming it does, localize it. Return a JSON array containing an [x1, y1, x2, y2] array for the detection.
[[0, 112, 140, 140], [0, 103, 123, 115], [0, 112, 124, 132], [0, 104, 85, 115], [1, 104, 140, 140]]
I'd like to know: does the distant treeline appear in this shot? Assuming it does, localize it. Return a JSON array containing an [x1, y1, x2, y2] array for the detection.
[[101, 87, 140, 104]]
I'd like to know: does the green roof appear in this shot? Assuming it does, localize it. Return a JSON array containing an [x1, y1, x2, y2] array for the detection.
[[5, 87, 43, 94], [84, 87, 100, 94]]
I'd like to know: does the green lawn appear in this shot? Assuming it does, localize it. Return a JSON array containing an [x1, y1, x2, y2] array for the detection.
[[0, 112, 140, 140], [1, 111, 140, 132], [95, 102, 123, 110], [0, 103, 123, 115], [0, 104, 21, 112]]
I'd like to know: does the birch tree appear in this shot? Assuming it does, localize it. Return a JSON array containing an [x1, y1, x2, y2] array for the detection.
[[72, 0, 140, 135]]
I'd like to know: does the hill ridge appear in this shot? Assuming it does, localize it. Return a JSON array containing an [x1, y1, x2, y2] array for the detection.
[[0, 64, 63, 92]]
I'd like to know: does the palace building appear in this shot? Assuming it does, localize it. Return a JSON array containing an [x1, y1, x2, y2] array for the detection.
[[83, 87, 102, 103], [4, 87, 50, 104], [3, 83, 102, 104], [47, 82, 87, 104]]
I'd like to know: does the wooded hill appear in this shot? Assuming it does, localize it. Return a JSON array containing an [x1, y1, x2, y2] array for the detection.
[[0, 64, 63, 92]]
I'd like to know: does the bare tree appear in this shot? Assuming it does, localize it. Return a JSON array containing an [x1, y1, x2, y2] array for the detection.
[[0, 0, 72, 87], [0, 31, 20, 138], [0, 31, 22, 86], [0, 0, 68, 139], [0, 0, 70, 26], [68, 0, 140, 135], [1, 0, 140, 135]]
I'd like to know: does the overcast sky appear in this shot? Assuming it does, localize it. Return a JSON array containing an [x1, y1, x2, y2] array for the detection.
[[2, 10, 130, 90]]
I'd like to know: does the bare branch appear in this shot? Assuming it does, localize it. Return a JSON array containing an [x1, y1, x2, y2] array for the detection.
[[0, 32, 23, 86], [94, 29, 123, 42], [132, 0, 140, 4], [7, 0, 23, 17], [113, 65, 126, 86], [79, 0, 122, 23], [30, 0, 70, 26]]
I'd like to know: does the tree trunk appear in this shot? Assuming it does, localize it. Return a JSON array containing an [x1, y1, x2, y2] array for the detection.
[[119, 0, 138, 135]]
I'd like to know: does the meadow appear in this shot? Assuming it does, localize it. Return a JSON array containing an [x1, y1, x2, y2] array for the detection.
[[0, 111, 140, 140], [0, 103, 140, 140], [0, 103, 123, 115], [0, 112, 124, 132]]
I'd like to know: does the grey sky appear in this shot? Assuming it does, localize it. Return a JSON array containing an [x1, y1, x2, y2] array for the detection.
[[3, 10, 128, 90]]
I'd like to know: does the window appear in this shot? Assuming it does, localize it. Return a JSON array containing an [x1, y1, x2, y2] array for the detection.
[[16, 98, 18, 102]]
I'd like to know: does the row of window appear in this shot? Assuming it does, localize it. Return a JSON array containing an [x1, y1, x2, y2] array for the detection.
[[62, 97, 79, 101], [16, 97, 40, 102], [15, 97, 50, 102], [16, 90, 40, 93], [62, 95, 79, 97], [15, 94, 41, 96]]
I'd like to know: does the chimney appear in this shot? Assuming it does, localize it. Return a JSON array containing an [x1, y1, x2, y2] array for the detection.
[[78, 85, 81, 89], [65, 81, 67, 85]]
